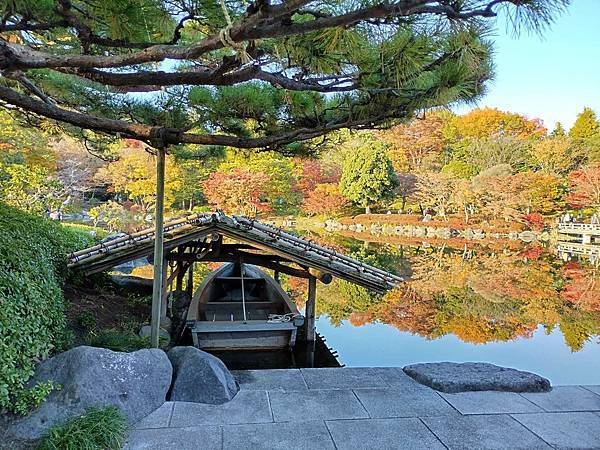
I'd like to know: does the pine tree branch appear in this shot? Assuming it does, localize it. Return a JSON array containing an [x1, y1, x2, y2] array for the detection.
[[0, 0, 524, 71], [0, 84, 392, 149]]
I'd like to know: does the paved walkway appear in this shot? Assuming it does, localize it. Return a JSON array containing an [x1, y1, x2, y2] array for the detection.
[[125, 367, 600, 449]]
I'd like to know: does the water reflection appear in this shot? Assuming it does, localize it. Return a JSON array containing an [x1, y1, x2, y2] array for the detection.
[[286, 230, 600, 384]]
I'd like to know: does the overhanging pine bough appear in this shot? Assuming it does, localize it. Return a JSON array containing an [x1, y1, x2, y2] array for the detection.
[[0, 0, 567, 151]]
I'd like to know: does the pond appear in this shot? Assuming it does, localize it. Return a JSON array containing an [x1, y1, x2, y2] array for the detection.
[[292, 229, 600, 385]]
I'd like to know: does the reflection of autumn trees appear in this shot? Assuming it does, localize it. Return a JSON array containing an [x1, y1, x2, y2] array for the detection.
[[315, 245, 600, 351], [561, 262, 600, 312]]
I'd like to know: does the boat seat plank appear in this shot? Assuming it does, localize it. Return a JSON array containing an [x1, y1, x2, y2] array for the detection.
[[204, 307, 277, 322], [191, 320, 298, 333], [215, 277, 266, 282], [204, 301, 277, 306]]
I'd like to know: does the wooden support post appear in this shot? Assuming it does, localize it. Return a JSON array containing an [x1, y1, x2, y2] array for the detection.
[[160, 255, 169, 324], [305, 275, 317, 342], [186, 262, 194, 297], [175, 260, 185, 291], [150, 147, 166, 349]]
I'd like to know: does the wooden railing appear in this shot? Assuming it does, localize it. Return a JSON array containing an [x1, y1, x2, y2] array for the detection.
[[557, 223, 600, 233]]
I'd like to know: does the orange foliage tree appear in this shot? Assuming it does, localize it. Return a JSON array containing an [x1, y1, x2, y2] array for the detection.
[[383, 114, 445, 172], [566, 164, 600, 212], [294, 159, 340, 195], [302, 183, 349, 216], [202, 168, 270, 216]]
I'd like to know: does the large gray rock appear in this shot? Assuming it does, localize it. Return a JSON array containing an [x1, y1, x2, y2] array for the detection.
[[5, 346, 172, 440], [167, 346, 238, 404], [403, 362, 551, 394]]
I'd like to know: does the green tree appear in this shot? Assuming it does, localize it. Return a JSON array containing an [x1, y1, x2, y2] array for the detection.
[[441, 160, 478, 179], [570, 107, 600, 141], [551, 122, 567, 137], [339, 138, 398, 214], [569, 107, 600, 162]]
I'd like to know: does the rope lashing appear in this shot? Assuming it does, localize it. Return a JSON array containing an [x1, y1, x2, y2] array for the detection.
[[218, 0, 252, 64], [267, 313, 303, 323]]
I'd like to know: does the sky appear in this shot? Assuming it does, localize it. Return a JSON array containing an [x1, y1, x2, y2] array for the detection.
[[457, 0, 600, 131]]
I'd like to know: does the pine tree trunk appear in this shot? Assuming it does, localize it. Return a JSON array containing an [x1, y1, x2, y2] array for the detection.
[[365, 205, 371, 214]]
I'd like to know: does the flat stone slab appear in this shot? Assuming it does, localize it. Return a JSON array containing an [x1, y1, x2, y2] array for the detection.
[[583, 385, 600, 395], [521, 385, 600, 412], [300, 367, 389, 389], [422, 414, 552, 449], [124, 367, 600, 450], [134, 402, 174, 429], [353, 387, 457, 418], [512, 412, 600, 449], [439, 391, 542, 415], [268, 389, 368, 422], [326, 418, 446, 450], [223, 421, 335, 449], [370, 367, 432, 389], [403, 362, 551, 393], [169, 391, 272, 427], [232, 369, 307, 391], [124, 425, 221, 450]]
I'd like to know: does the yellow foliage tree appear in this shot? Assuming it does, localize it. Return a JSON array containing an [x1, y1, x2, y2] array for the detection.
[[448, 107, 546, 140], [95, 142, 183, 212], [531, 136, 580, 175]]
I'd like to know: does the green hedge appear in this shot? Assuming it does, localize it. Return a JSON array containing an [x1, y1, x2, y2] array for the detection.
[[0, 204, 95, 414]]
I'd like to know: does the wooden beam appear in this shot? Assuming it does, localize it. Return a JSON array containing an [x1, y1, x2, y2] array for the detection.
[[203, 254, 310, 279], [165, 243, 265, 262], [305, 275, 317, 342]]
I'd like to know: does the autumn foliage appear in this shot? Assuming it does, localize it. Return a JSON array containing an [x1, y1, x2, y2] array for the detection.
[[561, 262, 600, 312], [202, 168, 271, 216], [566, 164, 600, 211], [302, 183, 349, 216]]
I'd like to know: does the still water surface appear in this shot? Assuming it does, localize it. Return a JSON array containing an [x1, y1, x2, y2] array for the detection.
[[298, 230, 600, 385]]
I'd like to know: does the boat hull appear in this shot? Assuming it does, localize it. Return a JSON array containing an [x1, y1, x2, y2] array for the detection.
[[186, 263, 303, 351]]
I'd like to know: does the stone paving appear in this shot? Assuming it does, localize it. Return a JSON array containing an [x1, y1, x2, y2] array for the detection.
[[124, 367, 600, 449]]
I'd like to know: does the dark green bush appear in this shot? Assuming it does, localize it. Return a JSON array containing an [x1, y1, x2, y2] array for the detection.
[[37, 406, 128, 450], [76, 311, 97, 332], [86, 329, 151, 352], [0, 204, 95, 414]]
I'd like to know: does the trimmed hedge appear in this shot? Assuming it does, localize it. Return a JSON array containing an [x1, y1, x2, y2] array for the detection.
[[0, 204, 95, 414]]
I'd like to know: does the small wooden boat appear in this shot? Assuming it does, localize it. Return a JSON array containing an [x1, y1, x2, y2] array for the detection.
[[186, 262, 304, 350]]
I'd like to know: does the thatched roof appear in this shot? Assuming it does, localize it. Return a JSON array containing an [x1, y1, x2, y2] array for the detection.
[[69, 212, 402, 292]]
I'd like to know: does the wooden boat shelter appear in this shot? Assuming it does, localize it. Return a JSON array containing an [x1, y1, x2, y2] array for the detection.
[[68, 212, 402, 344]]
